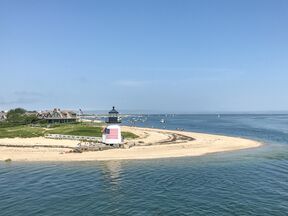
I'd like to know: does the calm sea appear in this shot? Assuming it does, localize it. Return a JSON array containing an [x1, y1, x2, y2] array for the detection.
[[1, 115, 288, 216]]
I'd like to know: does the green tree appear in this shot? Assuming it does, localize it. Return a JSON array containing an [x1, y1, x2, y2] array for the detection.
[[6, 108, 38, 125]]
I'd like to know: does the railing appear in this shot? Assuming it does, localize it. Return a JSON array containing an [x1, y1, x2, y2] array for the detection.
[[45, 134, 101, 141]]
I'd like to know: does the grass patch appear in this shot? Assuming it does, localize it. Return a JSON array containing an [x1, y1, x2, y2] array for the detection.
[[48, 125, 103, 137], [48, 125, 138, 139], [0, 123, 138, 139], [122, 131, 139, 139], [0, 126, 45, 138]]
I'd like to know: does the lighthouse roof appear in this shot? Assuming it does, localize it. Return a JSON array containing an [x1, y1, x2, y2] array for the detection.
[[109, 106, 119, 114]]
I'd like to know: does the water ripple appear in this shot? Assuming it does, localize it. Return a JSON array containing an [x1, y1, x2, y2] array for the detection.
[[1, 115, 288, 215]]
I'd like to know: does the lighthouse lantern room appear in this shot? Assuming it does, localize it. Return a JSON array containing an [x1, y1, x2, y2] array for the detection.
[[102, 107, 122, 145]]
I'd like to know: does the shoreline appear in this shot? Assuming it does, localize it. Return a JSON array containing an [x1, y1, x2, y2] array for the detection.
[[0, 126, 262, 162]]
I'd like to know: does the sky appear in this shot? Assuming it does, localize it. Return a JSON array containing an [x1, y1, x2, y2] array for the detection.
[[1, 0, 288, 113]]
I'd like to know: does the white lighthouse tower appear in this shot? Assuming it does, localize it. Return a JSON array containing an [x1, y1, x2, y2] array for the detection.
[[102, 106, 122, 146]]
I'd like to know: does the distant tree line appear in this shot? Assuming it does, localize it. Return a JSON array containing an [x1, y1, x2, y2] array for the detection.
[[0, 108, 42, 127]]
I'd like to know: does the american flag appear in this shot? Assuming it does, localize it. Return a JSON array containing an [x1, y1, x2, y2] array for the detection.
[[106, 128, 118, 139]]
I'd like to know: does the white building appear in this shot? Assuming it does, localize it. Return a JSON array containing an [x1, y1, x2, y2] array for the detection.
[[102, 107, 122, 145]]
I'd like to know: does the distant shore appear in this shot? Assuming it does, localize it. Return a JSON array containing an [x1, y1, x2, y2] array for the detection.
[[0, 126, 262, 162]]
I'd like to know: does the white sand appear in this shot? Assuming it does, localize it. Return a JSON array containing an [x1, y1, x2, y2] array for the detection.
[[0, 126, 262, 161]]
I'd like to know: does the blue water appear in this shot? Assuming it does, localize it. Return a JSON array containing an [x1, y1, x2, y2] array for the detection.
[[1, 115, 288, 215]]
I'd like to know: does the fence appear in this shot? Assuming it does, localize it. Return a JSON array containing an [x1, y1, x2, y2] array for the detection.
[[45, 134, 101, 142]]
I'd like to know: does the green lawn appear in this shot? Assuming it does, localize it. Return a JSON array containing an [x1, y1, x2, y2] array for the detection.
[[48, 124, 138, 139], [0, 126, 45, 138], [0, 123, 138, 139], [48, 125, 103, 136]]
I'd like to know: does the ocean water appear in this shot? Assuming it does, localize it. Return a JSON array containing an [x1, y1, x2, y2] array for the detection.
[[1, 115, 288, 216]]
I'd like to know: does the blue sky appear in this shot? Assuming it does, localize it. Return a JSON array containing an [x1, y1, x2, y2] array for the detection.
[[1, 0, 288, 113]]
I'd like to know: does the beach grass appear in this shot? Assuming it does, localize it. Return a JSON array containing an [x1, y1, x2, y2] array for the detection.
[[0, 123, 138, 139]]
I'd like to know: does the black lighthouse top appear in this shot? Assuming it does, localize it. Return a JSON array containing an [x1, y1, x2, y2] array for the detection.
[[106, 106, 121, 124]]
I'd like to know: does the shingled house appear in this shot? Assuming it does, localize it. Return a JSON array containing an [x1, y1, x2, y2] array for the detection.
[[37, 108, 77, 124]]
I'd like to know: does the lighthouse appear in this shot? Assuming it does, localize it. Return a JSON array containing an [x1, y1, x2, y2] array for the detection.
[[102, 106, 122, 146]]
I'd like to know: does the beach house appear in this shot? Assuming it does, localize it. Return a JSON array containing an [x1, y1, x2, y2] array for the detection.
[[37, 108, 77, 124]]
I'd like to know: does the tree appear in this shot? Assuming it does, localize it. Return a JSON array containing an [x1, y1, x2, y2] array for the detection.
[[6, 108, 38, 125]]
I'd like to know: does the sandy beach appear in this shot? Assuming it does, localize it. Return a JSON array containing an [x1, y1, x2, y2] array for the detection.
[[0, 126, 262, 161]]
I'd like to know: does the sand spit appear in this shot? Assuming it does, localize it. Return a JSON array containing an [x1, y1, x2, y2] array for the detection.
[[0, 126, 262, 162]]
